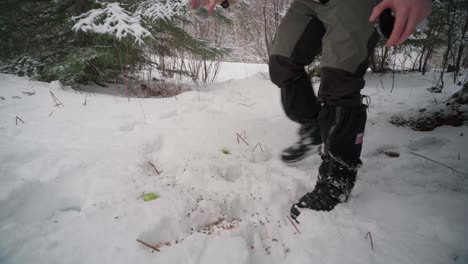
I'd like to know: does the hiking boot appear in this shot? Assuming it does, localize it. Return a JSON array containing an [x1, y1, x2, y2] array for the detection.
[[290, 103, 367, 221], [290, 153, 358, 221], [281, 121, 322, 163]]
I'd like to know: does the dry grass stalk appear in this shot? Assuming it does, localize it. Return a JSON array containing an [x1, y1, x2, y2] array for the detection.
[[148, 161, 161, 175], [83, 94, 88, 106], [236, 133, 250, 146], [15, 116, 24, 125], [49, 91, 64, 107], [136, 239, 160, 252], [251, 142, 264, 152], [365, 232, 374, 251], [287, 216, 301, 235]]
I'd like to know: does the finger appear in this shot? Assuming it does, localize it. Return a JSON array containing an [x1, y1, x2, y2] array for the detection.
[[208, 0, 217, 14], [192, 0, 204, 9], [396, 16, 418, 45], [386, 10, 408, 46], [190, 0, 197, 9], [369, 1, 390, 22]]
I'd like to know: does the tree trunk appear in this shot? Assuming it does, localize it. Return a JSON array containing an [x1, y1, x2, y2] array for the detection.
[[454, 11, 468, 82], [422, 46, 434, 75], [436, 0, 457, 91]]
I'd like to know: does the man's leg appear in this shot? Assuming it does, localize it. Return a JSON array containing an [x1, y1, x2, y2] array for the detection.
[[269, 0, 325, 163], [291, 0, 379, 218]]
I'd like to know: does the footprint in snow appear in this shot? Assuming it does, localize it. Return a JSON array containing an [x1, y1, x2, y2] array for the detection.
[[364, 144, 400, 158], [118, 120, 141, 132], [158, 109, 177, 120], [22, 91, 35, 96]]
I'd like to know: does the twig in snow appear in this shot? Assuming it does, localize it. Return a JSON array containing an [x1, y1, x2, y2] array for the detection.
[[365, 232, 374, 251], [377, 74, 385, 90], [15, 116, 24, 125], [148, 162, 161, 175], [251, 142, 264, 152], [390, 47, 397, 93], [236, 131, 246, 143], [236, 133, 250, 146], [136, 239, 160, 252], [49, 91, 64, 107], [83, 94, 88, 106], [48, 111, 54, 117], [409, 151, 468, 179], [112, 95, 119, 103], [287, 216, 301, 234]]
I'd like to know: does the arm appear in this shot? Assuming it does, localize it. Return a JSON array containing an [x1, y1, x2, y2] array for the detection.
[[369, 0, 432, 46]]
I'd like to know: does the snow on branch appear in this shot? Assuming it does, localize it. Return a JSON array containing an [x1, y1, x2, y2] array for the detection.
[[136, 0, 188, 21], [72, 2, 152, 44], [72, 1, 190, 44]]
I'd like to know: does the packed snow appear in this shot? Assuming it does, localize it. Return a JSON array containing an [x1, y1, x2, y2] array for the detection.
[[0, 67, 467, 264]]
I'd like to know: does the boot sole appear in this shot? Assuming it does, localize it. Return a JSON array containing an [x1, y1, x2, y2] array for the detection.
[[281, 146, 318, 164]]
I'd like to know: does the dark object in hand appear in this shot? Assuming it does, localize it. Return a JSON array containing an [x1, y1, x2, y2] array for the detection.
[[221, 0, 229, 8], [377, 9, 395, 39]]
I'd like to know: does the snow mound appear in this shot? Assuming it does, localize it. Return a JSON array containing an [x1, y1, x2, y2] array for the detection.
[[0, 72, 467, 264]]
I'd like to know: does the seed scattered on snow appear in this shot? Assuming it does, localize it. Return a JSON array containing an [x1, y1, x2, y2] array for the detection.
[[221, 148, 230, 155], [143, 193, 159, 202]]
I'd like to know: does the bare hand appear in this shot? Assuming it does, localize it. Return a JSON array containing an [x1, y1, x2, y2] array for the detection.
[[190, 0, 224, 13], [206, 0, 224, 13], [369, 0, 432, 46]]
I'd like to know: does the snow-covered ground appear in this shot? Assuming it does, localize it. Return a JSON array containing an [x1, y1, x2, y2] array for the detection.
[[1, 68, 467, 264]]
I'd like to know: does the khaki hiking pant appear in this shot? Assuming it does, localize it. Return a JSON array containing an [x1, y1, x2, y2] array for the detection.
[[269, 0, 379, 123]]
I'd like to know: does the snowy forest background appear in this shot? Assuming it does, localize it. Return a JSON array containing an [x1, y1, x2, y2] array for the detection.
[[1, 0, 467, 93]]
